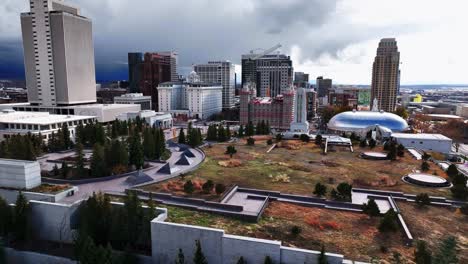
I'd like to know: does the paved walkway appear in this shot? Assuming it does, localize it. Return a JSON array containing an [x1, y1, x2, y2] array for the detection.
[[58, 144, 205, 204]]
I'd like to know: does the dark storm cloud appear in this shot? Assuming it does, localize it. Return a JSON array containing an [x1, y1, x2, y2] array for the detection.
[[0, 0, 393, 79]]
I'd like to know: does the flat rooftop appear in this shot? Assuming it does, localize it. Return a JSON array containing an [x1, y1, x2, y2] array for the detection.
[[0, 158, 38, 166], [391, 133, 452, 141], [0, 110, 95, 125]]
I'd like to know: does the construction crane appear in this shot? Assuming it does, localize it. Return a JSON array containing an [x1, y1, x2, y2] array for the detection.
[[250, 44, 282, 60]]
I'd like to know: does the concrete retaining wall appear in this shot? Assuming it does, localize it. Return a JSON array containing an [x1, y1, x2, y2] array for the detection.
[[0, 186, 78, 204], [151, 213, 344, 264]]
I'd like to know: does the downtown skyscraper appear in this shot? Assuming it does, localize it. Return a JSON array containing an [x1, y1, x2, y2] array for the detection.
[[194, 61, 235, 109], [21, 0, 97, 106], [371, 38, 400, 112]]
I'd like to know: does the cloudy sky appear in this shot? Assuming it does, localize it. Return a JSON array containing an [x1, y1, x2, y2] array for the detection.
[[1, 0, 468, 84]]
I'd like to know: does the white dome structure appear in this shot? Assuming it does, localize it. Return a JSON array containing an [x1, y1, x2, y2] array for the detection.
[[328, 111, 408, 132]]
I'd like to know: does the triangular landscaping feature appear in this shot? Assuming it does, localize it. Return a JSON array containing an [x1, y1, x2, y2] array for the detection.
[[125, 170, 153, 185], [182, 149, 196, 158], [176, 154, 193, 165], [157, 163, 172, 174]]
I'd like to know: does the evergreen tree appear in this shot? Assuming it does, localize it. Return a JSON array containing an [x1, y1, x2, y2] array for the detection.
[[143, 128, 155, 160], [215, 183, 226, 195], [313, 183, 327, 197], [359, 139, 367, 148], [225, 145, 237, 158], [77, 193, 113, 246], [226, 124, 231, 139], [0, 196, 12, 237], [300, 134, 310, 142], [433, 236, 458, 264], [238, 125, 244, 138], [75, 142, 86, 177], [421, 161, 430, 172], [61, 162, 70, 179], [264, 256, 273, 264], [202, 180, 214, 194], [387, 142, 397, 161], [13, 192, 30, 242], [62, 123, 72, 149], [178, 128, 186, 144], [246, 137, 255, 146], [378, 209, 399, 233], [184, 180, 195, 194], [422, 152, 431, 161], [450, 173, 468, 200], [123, 191, 144, 248], [95, 123, 106, 146], [315, 135, 323, 145], [175, 248, 185, 264], [90, 144, 106, 178], [155, 128, 167, 160], [362, 199, 380, 217], [397, 144, 405, 157], [218, 125, 227, 142], [129, 134, 144, 169], [446, 164, 459, 178], [265, 121, 271, 134], [193, 240, 208, 264], [415, 193, 430, 207], [414, 240, 432, 264], [246, 121, 255, 136], [331, 182, 352, 201], [318, 245, 328, 264], [255, 121, 262, 135], [368, 139, 376, 149], [52, 163, 60, 176], [236, 256, 246, 264]]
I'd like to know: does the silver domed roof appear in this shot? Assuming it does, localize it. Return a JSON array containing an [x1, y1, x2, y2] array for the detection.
[[328, 111, 408, 132]]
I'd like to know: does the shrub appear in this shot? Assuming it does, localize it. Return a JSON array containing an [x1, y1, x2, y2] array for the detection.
[[414, 240, 432, 264], [299, 134, 310, 142], [313, 182, 327, 197], [315, 134, 323, 145], [225, 145, 237, 158], [460, 204, 468, 215], [331, 182, 352, 201], [378, 209, 399, 233], [275, 134, 283, 142], [322, 221, 340, 230], [184, 180, 195, 194], [369, 139, 376, 149], [202, 180, 214, 194], [415, 193, 430, 207], [246, 137, 255, 146], [215, 183, 226, 195], [446, 164, 459, 178], [397, 144, 405, 157], [362, 198, 380, 217], [421, 161, 430, 172], [359, 139, 367, 148], [291, 225, 301, 236], [422, 152, 431, 161]]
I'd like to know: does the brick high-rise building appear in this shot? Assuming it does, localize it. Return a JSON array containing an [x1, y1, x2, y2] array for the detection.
[[139, 53, 172, 111], [371, 38, 400, 112], [240, 82, 294, 130]]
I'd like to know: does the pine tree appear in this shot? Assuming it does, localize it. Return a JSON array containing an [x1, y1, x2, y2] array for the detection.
[[91, 144, 106, 178], [415, 193, 430, 207], [218, 125, 226, 142], [13, 192, 30, 242], [202, 180, 214, 194], [397, 144, 405, 157], [184, 180, 195, 194], [433, 236, 458, 264], [0, 196, 12, 237], [155, 128, 167, 160], [315, 135, 323, 145], [193, 240, 208, 264], [62, 123, 71, 150], [129, 134, 144, 169], [264, 256, 273, 264], [238, 125, 244, 138], [446, 164, 459, 178], [362, 199, 380, 217], [414, 240, 432, 264], [313, 183, 327, 197], [246, 137, 255, 146], [178, 128, 186, 144], [225, 145, 237, 158], [75, 142, 86, 177], [421, 161, 430, 172], [246, 121, 254, 136], [379, 209, 399, 233], [61, 162, 70, 179], [236, 256, 246, 264], [226, 124, 231, 139], [143, 128, 155, 160], [175, 248, 185, 264], [52, 163, 60, 176], [387, 142, 397, 161]]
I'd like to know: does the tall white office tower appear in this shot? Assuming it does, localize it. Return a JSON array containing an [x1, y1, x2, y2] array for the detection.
[[289, 87, 310, 133], [194, 61, 235, 109], [21, 0, 97, 107]]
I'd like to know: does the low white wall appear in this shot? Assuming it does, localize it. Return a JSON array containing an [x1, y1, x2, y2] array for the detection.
[[0, 186, 78, 204], [29, 200, 81, 243], [151, 212, 344, 264], [0, 159, 41, 189]]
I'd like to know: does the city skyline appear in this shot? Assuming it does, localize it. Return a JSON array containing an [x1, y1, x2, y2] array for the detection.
[[1, 0, 468, 85]]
